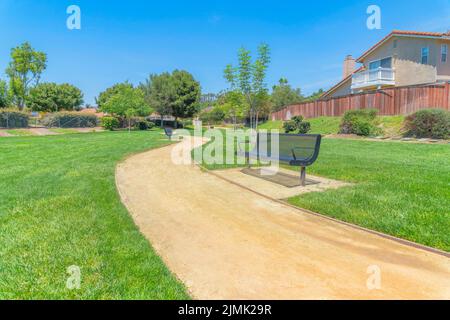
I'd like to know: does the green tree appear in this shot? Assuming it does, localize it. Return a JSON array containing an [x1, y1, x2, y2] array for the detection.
[[27, 83, 84, 112], [224, 43, 271, 130], [100, 86, 151, 119], [271, 78, 303, 112], [217, 91, 247, 129], [140, 70, 201, 128], [6, 42, 47, 110], [140, 73, 175, 127], [171, 70, 201, 127], [96, 82, 133, 109], [0, 80, 10, 108]]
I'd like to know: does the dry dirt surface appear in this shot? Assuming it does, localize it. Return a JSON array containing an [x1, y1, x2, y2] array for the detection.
[[116, 137, 450, 300]]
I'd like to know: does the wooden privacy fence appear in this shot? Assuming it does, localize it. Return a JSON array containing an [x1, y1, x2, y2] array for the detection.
[[271, 83, 450, 121]]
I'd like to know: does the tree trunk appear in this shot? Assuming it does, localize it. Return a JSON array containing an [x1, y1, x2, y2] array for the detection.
[[160, 115, 164, 128]]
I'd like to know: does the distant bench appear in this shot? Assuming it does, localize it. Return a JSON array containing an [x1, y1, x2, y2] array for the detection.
[[164, 127, 174, 140], [239, 133, 322, 186]]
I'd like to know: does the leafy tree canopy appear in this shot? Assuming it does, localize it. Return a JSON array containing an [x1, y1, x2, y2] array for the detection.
[[139, 70, 201, 126], [100, 85, 151, 117], [271, 78, 304, 112], [27, 82, 84, 112], [140, 73, 175, 118], [171, 70, 201, 120], [6, 42, 47, 109], [96, 82, 133, 109]]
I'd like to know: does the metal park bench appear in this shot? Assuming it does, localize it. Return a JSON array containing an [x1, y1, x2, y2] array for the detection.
[[164, 127, 174, 140], [240, 133, 322, 187]]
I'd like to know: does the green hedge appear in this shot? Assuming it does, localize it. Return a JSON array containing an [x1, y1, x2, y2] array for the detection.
[[42, 112, 98, 128], [339, 108, 381, 136], [0, 109, 29, 128], [404, 108, 450, 139]]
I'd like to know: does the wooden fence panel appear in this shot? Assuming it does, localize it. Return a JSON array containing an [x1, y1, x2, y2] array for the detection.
[[271, 83, 450, 120]]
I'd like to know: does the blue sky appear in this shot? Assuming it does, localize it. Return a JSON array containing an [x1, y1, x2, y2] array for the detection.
[[1, 0, 449, 105]]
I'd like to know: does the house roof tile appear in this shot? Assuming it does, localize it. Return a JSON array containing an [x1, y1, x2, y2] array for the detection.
[[356, 30, 449, 62]]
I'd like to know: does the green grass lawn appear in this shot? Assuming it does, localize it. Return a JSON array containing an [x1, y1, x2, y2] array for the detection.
[[0, 131, 189, 299], [198, 132, 450, 252], [49, 128, 80, 134]]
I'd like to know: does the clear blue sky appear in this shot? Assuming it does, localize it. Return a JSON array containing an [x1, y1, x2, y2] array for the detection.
[[1, 0, 449, 105]]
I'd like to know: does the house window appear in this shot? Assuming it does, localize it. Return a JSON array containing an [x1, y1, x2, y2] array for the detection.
[[393, 39, 398, 49], [422, 47, 429, 64], [442, 44, 448, 63], [369, 57, 392, 70]]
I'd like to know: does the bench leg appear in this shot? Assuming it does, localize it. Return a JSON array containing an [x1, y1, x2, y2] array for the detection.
[[300, 167, 306, 187]]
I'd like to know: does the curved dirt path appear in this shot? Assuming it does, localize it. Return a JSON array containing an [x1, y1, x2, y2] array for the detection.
[[116, 137, 450, 300]]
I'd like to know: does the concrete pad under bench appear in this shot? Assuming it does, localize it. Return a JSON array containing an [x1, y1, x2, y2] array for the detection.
[[212, 167, 351, 200]]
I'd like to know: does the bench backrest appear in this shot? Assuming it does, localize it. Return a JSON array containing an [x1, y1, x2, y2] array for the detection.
[[164, 127, 173, 138], [251, 133, 321, 166]]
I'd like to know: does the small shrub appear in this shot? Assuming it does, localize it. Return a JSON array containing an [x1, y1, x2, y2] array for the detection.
[[42, 112, 98, 128], [101, 116, 119, 131], [340, 108, 380, 136], [0, 109, 29, 128], [283, 120, 297, 133], [298, 122, 311, 134], [134, 120, 155, 130], [404, 109, 450, 139], [283, 116, 311, 134]]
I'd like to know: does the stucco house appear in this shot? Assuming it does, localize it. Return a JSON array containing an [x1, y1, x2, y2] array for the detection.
[[322, 30, 450, 99]]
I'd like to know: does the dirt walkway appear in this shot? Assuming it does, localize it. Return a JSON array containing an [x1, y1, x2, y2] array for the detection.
[[116, 137, 450, 300]]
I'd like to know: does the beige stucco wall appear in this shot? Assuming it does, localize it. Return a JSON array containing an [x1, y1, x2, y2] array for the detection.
[[361, 36, 450, 86]]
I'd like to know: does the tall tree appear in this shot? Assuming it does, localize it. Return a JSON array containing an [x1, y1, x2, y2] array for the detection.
[[224, 43, 271, 130], [27, 83, 84, 112], [6, 42, 47, 110], [171, 70, 201, 127], [139, 73, 175, 127], [271, 78, 303, 112], [140, 70, 201, 128]]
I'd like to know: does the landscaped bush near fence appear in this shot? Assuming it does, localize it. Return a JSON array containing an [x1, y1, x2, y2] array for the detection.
[[404, 109, 450, 139], [0, 109, 29, 128], [101, 116, 119, 131], [283, 116, 311, 134], [340, 108, 381, 136], [42, 112, 98, 128]]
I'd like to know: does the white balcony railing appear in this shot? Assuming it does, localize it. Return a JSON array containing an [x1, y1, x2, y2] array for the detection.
[[351, 68, 395, 90]]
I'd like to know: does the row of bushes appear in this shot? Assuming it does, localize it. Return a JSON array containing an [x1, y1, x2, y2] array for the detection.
[[42, 112, 98, 128], [0, 109, 29, 128], [338, 108, 449, 139], [0, 110, 99, 128], [101, 116, 156, 131]]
